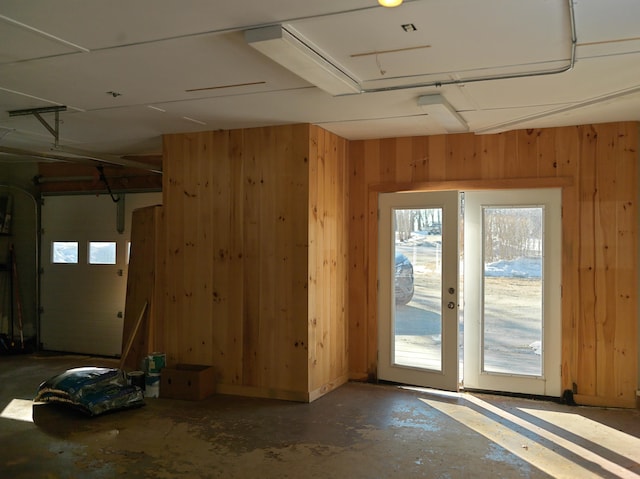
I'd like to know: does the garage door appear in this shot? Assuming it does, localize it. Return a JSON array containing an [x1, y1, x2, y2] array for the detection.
[[40, 192, 161, 356]]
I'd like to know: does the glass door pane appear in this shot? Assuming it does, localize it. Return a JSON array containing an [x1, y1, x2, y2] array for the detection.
[[393, 208, 443, 371], [482, 206, 543, 376]]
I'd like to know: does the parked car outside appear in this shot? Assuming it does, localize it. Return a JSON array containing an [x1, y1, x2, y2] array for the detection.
[[395, 252, 414, 305]]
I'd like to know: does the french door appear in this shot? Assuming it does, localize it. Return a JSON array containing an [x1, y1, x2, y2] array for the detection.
[[378, 191, 460, 391], [378, 188, 562, 397], [463, 189, 561, 396]]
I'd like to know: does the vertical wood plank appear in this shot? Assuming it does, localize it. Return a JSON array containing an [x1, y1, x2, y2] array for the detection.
[[315, 126, 327, 388], [287, 124, 310, 393], [198, 132, 216, 366], [208, 131, 230, 374], [181, 132, 199, 363], [449, 133, 480, 180], [479, 133, 502, 180], [308, 126, 320, 387], [258, 126, 276, 388], [162, 133, 186, 365], [242, 128, 261, 386], [411, 136, 429, 182], [613, 121, 638, 401], [379, 138, 396, 180], [395, 137, 414, 183], [338, 135, 349, 379], [427, 135, 447, 180], [365, 140, 382, 378], [537, 128, 559, 178], [593, 124, 618, 398], [227, 129, 244, 385], [348, 141, 368, 379], [321, 126, 331, 388], [512, 129, 539, 178], [556, 126, 579, 391], [576, 125, 598, 396]]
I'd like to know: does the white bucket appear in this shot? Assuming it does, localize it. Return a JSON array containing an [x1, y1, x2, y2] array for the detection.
[[144, 373, 161, 398]]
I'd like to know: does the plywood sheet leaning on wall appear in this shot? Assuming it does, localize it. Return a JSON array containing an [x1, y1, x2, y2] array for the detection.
[[121, 205, 163, 370]]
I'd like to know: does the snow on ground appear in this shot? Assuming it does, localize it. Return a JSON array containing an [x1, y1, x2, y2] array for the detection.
[[484, 257, 541, 278], [529, 341, 542, 355], [398, 232, 543, 279]]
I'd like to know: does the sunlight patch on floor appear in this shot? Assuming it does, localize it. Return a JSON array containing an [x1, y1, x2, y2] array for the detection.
[[520, 407, 640, 469], [420, 394, 639, 479], [399, 385, 462, 399], [1, 399, 34, 423]]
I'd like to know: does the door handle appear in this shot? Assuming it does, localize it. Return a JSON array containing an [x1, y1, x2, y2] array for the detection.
[[447, 302, 456, 309]]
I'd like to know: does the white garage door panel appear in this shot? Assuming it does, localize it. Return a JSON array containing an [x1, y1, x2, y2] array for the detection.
[[41, 313, 124, 356], [44, 266, 126, 307], [41, 192, 161, 356]]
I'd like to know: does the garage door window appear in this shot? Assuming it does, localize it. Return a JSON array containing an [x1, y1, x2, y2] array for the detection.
[[88, 241, 117, 265], [52, 241, 78, 264]]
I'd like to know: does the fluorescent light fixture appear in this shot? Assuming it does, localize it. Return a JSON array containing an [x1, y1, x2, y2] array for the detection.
[[245, 24, 361, 96], [182, 116, 207, 125], [418, 94, 468, 133]]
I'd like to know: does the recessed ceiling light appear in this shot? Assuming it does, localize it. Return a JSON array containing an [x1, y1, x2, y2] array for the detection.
[[378, 0, 403, 7]]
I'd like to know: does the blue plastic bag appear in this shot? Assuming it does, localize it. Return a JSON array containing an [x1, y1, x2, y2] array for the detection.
[[34, 367, 145, 416]]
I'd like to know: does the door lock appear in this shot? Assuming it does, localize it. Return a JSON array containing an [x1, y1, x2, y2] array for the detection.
[[448, 287, 455, 294], [447, 302, 456, 309]]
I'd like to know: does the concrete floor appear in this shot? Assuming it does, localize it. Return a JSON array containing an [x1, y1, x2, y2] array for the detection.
[[1, 354, 639, 479]]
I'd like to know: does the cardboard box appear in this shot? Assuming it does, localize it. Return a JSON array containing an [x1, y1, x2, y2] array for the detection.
[[160, 364, 216, 400]]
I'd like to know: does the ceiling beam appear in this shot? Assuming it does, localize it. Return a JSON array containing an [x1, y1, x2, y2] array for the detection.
[[0, 145, 162, 174]]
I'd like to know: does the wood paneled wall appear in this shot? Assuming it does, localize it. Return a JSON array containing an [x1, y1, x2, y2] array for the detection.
[[348, 122, 639, 407], [308, 125, 350, 399], [161, 124, 348, 402]]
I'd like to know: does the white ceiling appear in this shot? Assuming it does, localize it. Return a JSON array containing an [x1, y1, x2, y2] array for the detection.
[[1, 0, 639, 167]]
